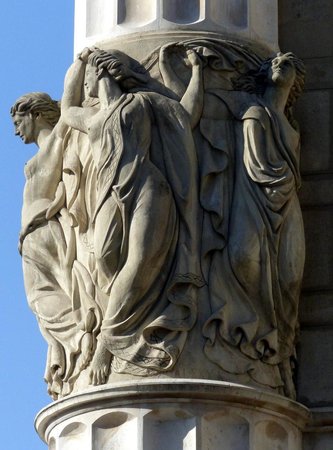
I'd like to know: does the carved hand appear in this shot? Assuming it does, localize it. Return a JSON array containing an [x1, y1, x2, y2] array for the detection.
[[185, 49, 202, 68], [78, 46, 96, 63]]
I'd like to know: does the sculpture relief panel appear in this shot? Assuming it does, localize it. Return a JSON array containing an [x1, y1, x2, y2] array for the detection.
[[12, 39, 305, 400]]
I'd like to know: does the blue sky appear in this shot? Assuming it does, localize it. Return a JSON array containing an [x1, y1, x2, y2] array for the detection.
[[1, 2, 74, 449]]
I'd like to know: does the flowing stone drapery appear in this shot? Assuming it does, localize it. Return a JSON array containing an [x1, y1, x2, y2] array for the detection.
[[11, 97, 102, 399], [60, 49, 204, 383], [150, 41, 305, 397], [12, 40, 305, 400]]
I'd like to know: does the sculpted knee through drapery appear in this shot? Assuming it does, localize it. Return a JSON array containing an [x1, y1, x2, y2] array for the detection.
[[12, 40, 306, 400]]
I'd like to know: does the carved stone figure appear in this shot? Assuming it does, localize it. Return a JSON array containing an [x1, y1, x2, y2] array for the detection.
[[201, 52, 306, 398], [60, 47, 202, 383], [13, 40, 305, 400], [148, 43, 305, 397], [11, 93, 101, 399]]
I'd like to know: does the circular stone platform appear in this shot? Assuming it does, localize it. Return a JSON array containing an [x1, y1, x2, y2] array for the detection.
[[36, 379, 310, 449]]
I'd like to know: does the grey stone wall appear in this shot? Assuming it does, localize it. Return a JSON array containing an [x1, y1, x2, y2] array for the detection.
[[279, 0, 333, 407]]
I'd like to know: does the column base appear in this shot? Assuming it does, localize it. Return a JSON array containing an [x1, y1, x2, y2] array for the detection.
[[36, 379, 309, 449]]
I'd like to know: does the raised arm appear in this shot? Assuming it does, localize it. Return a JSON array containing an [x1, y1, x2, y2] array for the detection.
[[159, 44, 186, 99], [61, 50, 90, 133], [180, 50, 204, 130]]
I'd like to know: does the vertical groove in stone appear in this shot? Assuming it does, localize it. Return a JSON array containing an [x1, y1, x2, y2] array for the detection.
[[59, 422, 87, 450], [118, 0, 157, 26], [229, 0, 248, 27], [162, 0, 201, 24], [86, 0, 116, 37], [201, 412, 250, 450], [209, 0, 248, 29], [92, 413, 138, 450], [248, 0, 278, 48], [253, 421, 289, 450], [86, 0, 98, 37], [142, 409, 196, 450]]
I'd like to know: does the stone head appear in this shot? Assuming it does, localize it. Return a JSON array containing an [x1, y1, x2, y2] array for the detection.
[[263, 52, 305, 106], [87, 48, 149, 91], [11, 92, 60, 144]]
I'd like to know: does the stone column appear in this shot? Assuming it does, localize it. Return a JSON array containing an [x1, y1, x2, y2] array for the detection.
[[31, 2, 311, 449]]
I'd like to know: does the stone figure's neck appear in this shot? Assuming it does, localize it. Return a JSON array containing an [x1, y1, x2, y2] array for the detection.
[[35, 125, 53, 148], [263, 85, 290, 114], [98, 75, 122, 108]]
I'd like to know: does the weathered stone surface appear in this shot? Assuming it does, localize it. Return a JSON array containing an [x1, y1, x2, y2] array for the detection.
[[297, 328, 333, 406], [302, 208, 333, 290], [300, 57, 333, 90], [299, 176, 333, 207], [295, 90, 332, 174], [279, 2, 333, 435], [279, 0, 333, 59], [299, 292, 333, 327], [304, 431, 333, 450]]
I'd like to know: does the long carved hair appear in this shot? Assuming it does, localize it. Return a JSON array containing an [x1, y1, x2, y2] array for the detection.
[[11, 92, 60, 127], [88, 48, 149, 90]]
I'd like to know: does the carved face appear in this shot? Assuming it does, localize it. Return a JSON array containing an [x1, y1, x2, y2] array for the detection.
[[84, 64, 99, 98], [268, 54, 296, 89], [12, 113, 36, 144]]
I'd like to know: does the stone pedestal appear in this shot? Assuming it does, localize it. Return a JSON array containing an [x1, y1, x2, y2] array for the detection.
[[36, 380, 309, 450]]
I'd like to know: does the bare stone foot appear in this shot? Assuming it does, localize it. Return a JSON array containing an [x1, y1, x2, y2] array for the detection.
[[89, 340, 112, 385]]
